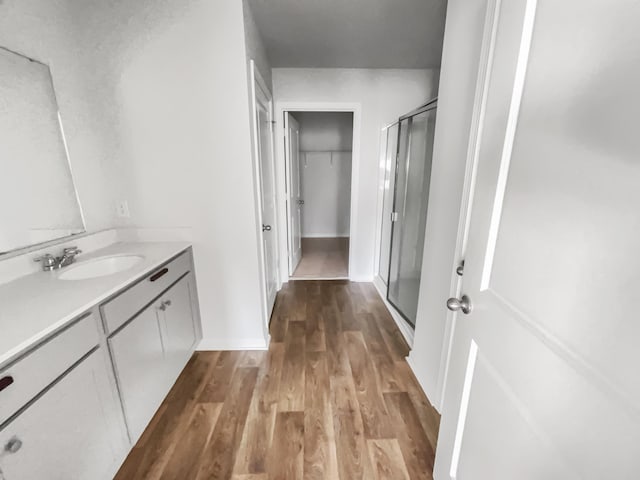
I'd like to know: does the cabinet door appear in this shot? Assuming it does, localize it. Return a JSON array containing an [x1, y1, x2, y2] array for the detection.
[[0, 351, 126, 480], [161, 274, 197, 383], [108, 302, 167, 443]]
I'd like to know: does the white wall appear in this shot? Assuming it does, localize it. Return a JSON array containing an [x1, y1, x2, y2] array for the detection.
[[273, 68, 440, 281], [294, 112, 353, 238], [0, 0, 125, 235], [300, 152, 352, 238], [242, 0, 272, 91], [294, 111, 353, 151], [407, 0, 492, 410], [68, 0, 268, 349]]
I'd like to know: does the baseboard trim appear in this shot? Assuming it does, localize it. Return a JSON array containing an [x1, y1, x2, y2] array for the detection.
[[301, 234, 350, 239], [350, 275, 374, 282], [406, 355, 441, 415], [197, 337, 269, 351], [372, 276, 415, 348], [290, 276, 349, 281]]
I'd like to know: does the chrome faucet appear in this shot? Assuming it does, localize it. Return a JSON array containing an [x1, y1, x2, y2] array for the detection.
[[34, 246, 82, 271]]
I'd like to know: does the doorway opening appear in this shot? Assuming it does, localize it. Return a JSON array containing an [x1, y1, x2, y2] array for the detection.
[[284, 111, 354, 279]]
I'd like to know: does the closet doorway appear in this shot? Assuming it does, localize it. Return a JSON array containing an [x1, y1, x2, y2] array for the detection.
[[284, 111, 354, 279]]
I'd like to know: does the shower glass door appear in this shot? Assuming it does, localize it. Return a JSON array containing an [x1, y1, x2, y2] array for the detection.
[[387, 103, 437, 327]]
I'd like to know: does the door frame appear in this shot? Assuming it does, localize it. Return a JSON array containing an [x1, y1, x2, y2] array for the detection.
[[430, 0, 502, 410], [373, 120, 399, 286], [274, 102, 361, 283], [249, 60, 279, 333], [284, 113, 302, 275]]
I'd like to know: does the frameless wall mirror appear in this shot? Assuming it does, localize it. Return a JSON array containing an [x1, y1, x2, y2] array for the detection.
[[0, 47, 85, 255]]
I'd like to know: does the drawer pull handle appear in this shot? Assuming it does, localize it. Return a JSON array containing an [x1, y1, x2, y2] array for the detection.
[[149, 268, 169, 282], [5, 436, 22, 454], [0, 376, 14, 392], [158, 300, 172, 311]]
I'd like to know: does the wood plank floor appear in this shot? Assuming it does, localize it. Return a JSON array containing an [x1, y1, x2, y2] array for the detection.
[[291, 238, 349, 279], [115, 281, 440, 480]]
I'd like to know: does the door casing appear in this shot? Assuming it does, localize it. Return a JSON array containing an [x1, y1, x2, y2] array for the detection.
[[249, 60, 279, 332], [276, 103, 361, 283], [284, 113, 302, 275]]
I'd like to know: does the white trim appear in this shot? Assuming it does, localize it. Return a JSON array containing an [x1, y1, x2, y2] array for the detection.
[[290, 276, 349, 281], [433, 0, 502, 412], [284, 112, 296, 277], [301, 234, 350, 239], [275, 102, 362, 283], [351, 275, 374, 282], [253, 61, 271, 107], [248, 59, 278, 345], [406, 355, 440, 415], [372, 123, 395, 283], [197, 337, 269, 351], [373, 276, 414, 347], [481, 0, 537, 290], [449, 340, 479, 478]]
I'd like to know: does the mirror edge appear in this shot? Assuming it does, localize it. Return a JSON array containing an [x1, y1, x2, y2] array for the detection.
[[0, 45, 87, 257]]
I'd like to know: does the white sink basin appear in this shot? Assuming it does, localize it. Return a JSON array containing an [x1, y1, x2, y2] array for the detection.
[[58, 255, 144, 280]]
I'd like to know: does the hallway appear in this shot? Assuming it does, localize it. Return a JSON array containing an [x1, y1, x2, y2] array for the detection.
[[115, 281, 440, 479], [292, 238, 350, 279]]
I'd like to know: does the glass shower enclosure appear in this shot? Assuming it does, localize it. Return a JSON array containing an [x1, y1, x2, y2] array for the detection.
[[386, 100, 437, 328]]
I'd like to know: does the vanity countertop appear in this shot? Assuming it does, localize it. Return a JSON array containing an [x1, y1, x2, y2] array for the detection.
[[0, 241, 192, 368]]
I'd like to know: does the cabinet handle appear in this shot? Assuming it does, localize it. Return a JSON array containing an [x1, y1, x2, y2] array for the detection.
[[158, 300, 172, 311], [5, 436, 22, 454], [0, 376, 14, 392], [149, 268, 169, 282]]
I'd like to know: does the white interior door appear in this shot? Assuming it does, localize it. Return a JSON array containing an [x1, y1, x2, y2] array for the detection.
[[285, 112, 302, 274], [435, 1, 640, 479], [253, 66, 279, 319]]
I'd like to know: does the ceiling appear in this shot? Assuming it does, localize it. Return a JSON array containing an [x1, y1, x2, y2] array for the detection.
[[246, 0, 448, 69]]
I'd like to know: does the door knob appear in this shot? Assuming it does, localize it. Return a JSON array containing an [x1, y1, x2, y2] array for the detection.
[[447, 295, 473, 314], [297, 200, 304, 205], [262, 224, 272, 232]]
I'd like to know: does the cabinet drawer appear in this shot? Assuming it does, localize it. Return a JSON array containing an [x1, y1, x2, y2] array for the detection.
[[0, 314, 99, 426], [101, 251, 191, 334], [0, 350, 126, 480]]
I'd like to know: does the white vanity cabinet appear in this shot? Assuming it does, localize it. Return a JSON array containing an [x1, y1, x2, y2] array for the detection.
[[0, 245, 201, 479], [105, 252, 199, 444], [0, 350, 126, 480], [108, 300, 168, 442], [159, 274, 197, 382]]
